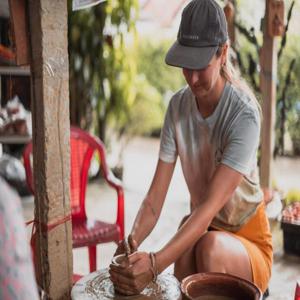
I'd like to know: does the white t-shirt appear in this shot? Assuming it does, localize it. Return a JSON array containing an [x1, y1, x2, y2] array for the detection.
[[159, 82, 264, 231]]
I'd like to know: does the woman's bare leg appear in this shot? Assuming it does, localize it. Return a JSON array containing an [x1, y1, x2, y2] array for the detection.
[[195, 231, 253, 281], [174, 244, 197, 281], [174, 215, 197, 281]]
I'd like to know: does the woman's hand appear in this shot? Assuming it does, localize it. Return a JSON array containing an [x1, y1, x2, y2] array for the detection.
[[113, 234, 138, 257], [109, 252, 153, 296]]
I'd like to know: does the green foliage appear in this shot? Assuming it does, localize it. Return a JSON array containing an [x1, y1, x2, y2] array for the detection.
[[68, 0, 138, 143], [112, 75, 165, 137], [233, 1, 300, 155], [68, 1, 185, 157], [110, 38, 186, 140], [111, 38, 186, 138], [277, 36, 300, 154], [285, 189, 300, 205], [288, 104, 300, 154], [277, 37, 300, 105], [136, 39, 186, 98]]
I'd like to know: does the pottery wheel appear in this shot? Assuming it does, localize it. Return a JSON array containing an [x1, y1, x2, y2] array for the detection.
[[71, 269, 181, 300]]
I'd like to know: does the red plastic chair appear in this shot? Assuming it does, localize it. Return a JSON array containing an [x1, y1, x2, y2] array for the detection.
[[23, 126, 124, 273], [295, 281, 300, 300]]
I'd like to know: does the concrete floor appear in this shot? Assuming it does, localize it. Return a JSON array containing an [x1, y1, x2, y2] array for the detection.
[[22, 136, 300, 299]]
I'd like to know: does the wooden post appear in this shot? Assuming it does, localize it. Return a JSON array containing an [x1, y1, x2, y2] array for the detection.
[[224, 1, 236, 46], [259, 0, 278, 189], [9, 0, 30, 65], [28, 1, 73, 299]]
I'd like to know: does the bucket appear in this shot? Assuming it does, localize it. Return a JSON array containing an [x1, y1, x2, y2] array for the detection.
[[181, 272, 262, 300]]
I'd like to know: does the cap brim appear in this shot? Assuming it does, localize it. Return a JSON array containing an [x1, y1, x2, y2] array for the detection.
[[165, 41, 218, 70]]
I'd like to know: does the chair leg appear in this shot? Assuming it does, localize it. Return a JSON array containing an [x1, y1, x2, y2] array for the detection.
[[88, 245, 97, 273], [295, 282, 300, 300]]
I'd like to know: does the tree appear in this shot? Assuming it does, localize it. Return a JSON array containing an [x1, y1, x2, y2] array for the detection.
[[68, 0, 138, 144], [230, 0, 298, 156]]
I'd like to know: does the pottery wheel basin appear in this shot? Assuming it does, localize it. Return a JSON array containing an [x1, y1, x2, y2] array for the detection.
[[71, 268, 181, 300], [181, 272, 262, 300]]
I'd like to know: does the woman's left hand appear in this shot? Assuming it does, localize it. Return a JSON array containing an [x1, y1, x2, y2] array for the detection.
[[109, 251, 154, 296]]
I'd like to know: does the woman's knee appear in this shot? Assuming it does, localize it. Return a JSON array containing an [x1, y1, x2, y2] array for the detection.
[[195, 231, 226, 272]]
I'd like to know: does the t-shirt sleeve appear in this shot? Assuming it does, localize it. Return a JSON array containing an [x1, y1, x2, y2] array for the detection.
[[159, 100, 178, 163], [221, 108, 261, 176]]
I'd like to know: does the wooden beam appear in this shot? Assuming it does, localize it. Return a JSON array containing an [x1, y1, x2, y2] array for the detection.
[[9, 0, 30, 65], [224, 1, 236, 46], [28, 1, 73, 299], [259, 0, 278, 189]]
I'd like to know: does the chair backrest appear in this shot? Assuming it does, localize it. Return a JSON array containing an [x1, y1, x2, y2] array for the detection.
[[23, 126, 111, 221]]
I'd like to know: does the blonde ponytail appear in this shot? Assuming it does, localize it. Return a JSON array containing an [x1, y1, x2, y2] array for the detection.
[[217, 42, 262, 117]]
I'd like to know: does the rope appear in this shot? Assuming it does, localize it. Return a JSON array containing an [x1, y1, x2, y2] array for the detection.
[[26, 214, 71, 253]]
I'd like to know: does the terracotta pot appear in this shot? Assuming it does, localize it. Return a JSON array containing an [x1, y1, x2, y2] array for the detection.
[[181, 272, 262, 300]]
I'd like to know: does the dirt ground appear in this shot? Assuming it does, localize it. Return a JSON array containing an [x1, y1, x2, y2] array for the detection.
[[22, 136, 300, 299]]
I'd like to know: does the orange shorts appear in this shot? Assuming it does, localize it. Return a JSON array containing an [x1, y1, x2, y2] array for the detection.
[[180, 203, 273, 293], [222, 203, 273, 293]]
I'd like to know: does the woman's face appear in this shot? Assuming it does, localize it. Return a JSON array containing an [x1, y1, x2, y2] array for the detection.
[[182, 50, 225, 99]]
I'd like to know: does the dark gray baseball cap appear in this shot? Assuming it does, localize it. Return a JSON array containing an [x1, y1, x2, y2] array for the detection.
[[165, 0, 228, 70]]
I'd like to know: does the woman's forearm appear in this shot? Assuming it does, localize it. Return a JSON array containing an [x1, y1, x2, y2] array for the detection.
[[130, 159, 176, 247], [155, 201, 214, 273], [130, 193, 163, 246]]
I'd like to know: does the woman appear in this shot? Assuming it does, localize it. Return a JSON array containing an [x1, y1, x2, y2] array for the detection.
[[109, 0, 273, 295]]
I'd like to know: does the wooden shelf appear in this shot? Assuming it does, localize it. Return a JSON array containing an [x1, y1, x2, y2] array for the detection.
[[0, 135, 31, 144], [0, 65, 30, 76]]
